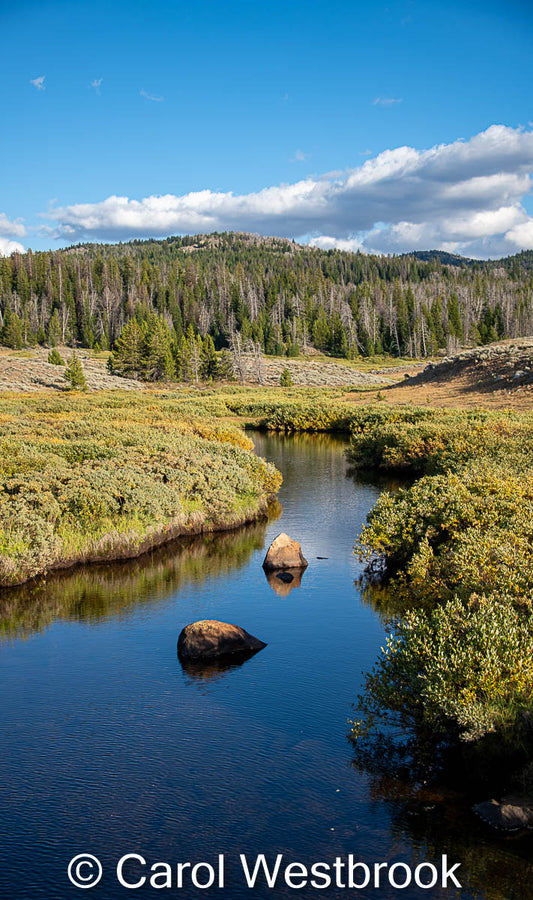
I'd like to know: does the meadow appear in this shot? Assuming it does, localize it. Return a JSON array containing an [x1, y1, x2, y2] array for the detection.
[[0, 392, 281, 587]]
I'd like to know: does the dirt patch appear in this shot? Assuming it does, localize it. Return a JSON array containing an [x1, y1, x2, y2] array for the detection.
[[0, 349, 143, 392], [343, 338, 533, 409], [0, 349, 414, 391], [239, 355, 406, 387]]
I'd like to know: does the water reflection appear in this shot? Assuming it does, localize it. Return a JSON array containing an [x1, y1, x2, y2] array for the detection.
[[0, 509, 281, 640], [1, 431, 531, 900], [179, 648, 264, 683], [263, 566, 305, 596]]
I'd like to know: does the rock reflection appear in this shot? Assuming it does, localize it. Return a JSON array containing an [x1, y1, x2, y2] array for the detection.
[[179, 648, 263, 684], [264, 567, 305, 596], [350, 714, 533, 899]]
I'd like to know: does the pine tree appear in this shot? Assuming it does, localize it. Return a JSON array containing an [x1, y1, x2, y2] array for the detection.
[[47, 309, 62, 347], [1, 307, 24, 349], [217, 349, 235, 381], [48, 348, 65, 365], [109, 319, 147, 378], [144, 316, 175, 381], [22, 310, 36, 346], [175, 334, 191, 381], [447, 294, 464, 342], [200, 334, 218, 379], [64, 352, 88, 390], [311, 306, 331, 351]]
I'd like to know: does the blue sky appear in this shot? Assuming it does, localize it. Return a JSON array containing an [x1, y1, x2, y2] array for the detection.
[[1, 0, 533, 257]]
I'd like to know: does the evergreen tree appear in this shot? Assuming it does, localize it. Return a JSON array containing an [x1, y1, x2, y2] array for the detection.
[[447, 294, 464, 341], [200, 334, 219, 379], [311, 306, 331, 351], [144, 316, 175, 381], [109, 319, 146, 378], [1, 233, 532, 366], [64, 352, 88, 391], [47, 309, 62, 346], [175, 333, 191, 381], [217, 349, 235, 381], [22, 310, 35, 346], [1, 307, 24, 349], [48, 348, 65, 365]]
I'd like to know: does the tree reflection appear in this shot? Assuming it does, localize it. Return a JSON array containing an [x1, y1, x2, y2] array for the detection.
[[0, 505, 281, 639]]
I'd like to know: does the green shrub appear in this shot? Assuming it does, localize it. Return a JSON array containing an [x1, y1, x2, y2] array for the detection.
[[350, 596, 533, 743], [0, 392, 282, 586], [48, 348, 65, 366], [357, 462, 533, 608], [351, 402, 533, 762]]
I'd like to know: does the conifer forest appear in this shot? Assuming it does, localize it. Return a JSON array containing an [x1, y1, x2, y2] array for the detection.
[[1, 231, 533, 380]]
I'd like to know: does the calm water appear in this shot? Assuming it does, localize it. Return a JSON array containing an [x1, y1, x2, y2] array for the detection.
[[0, 433, 531, 900]]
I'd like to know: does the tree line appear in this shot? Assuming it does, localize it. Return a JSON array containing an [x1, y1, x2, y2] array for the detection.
[[1, 232, 533, 380]]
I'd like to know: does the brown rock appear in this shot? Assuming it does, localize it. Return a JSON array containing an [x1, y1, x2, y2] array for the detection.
[[177, 620, 267, 661], [473, 799, 533, 832], [263, 532, 308, 571]]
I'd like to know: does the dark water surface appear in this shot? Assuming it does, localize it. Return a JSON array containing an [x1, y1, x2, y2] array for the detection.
[[1, 433, 531, 900]]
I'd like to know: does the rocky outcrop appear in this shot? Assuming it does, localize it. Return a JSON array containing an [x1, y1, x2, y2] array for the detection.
[[177, 619, 267, 661], [473, 798, 533, 832], [263, 533, 308, 571]]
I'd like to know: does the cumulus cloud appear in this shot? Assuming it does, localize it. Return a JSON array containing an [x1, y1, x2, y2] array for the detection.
[[30, 75, 45, 90], [44, 125, 533, 258], [310, 235, 364, 252], [0, 214, 25, 238], [0, 238, 25, 256]]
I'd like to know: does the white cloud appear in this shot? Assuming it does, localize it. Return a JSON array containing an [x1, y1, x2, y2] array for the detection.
[[0, 214, 25, 238], [90, 78, 103, 94], [0, 238, 25, 256], [30, 75, 45, 90], [505, 219, 533, 249], [44, 124, 533, 258], [373, 97, 402, 106], [310, 235, 364, 252], [291, 149, 308, 162], [140, 89, 163, 102]]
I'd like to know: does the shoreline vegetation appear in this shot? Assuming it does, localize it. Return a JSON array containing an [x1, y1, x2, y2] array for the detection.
[[0, 391, 281, 588], [3, 382, 533, 809], [346, 405, 533, 799]]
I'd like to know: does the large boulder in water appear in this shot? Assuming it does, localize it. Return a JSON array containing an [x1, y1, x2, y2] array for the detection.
[[263, 532, 308, 571], [177, 620, 267, 661]]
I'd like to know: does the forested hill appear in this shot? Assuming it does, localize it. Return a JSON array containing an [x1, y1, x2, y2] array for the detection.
[[1, 231, 533, 361]]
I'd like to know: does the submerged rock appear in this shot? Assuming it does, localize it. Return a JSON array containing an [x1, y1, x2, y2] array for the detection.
[[473, 798, 533, 832], [177, 619, 267, 661], [263, 532, 308, 571]]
